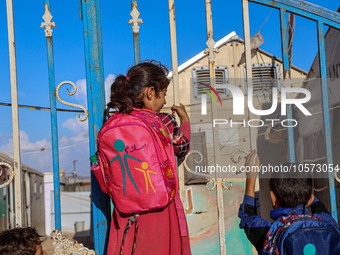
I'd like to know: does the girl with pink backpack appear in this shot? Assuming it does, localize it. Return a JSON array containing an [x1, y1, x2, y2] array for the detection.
[[91, 61, 191, 254]]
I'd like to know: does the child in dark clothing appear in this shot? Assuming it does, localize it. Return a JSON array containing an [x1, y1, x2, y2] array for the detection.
[[238, 150, 339, 254]]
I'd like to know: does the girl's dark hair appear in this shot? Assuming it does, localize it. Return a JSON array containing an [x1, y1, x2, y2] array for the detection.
[[107, 60, 169, 114], [269, 167, 313, 208], [0, 227, 43, 255]]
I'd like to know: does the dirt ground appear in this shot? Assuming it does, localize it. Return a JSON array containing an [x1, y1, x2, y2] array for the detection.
[[42, 237, 55, 255]]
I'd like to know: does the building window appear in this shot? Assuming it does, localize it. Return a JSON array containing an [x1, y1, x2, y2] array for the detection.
[[244, 63, 281, 95], [192, 66, 230, 99]]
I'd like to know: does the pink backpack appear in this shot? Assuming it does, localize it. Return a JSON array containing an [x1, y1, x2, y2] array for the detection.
[[91, 108, 178, 213]]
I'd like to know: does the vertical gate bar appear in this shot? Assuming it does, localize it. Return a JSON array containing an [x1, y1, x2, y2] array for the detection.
[[25, 172, 31, 226], [131, 1, 141, 64], [242, 0, 254, 153], [242, 0, 253, 89], [6, 0, 22, 227], [81, 0, 110, 253], [317, 21, 338, 222], [42, 0, 61, 230], [168, 0, 185, 204], [279, 8, 296, 163], [93, 0, 113, 223], [205, 1, 226, 254], [80, 0, 98, 246], [9, 181, 15, 227], [133, 34, 141, 64], [168, 0, 179, 107], [96, 0, 104, 86]]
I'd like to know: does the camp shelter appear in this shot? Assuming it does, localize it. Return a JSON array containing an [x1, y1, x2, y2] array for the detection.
[[164, 31, 307, 254], [0, 152, 45, 234]]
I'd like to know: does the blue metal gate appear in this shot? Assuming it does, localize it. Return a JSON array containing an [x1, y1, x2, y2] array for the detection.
[[2, 0, 339, 254], [243, 0, 340, 222], [43, 0, 110, 253]]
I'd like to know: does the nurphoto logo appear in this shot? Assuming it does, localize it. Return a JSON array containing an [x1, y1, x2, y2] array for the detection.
[[200, 83, 311, 116], [198, 81, 312, 128], [199, 82, 223, 115]]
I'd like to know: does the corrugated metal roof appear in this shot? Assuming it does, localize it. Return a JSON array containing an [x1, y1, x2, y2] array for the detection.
[[167, 31, 307, 78], [167, 31, 237, 77]]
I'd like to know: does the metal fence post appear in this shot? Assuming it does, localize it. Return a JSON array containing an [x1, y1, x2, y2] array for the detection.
[[317, 21, 338, 222], [80, 0, 111, 253], [205, 1, 226, 254], [279, 8, 296, 163], [6, 0, 22, 227], [167, 0, 186, 205], [41, 0, 61, 230], [129, 1, 143, 64]]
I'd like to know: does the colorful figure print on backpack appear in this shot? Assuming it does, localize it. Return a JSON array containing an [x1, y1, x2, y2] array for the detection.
[[110, 139, 142, 195], [134, 162, 158, 194]]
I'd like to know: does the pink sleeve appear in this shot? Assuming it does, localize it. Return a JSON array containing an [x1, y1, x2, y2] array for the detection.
[[180, 122, 191, 143]]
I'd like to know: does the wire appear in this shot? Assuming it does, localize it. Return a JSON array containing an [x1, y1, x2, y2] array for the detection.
[[257, 10, 273, 33], [60, 132, 88, 145], [0, 102, 84, 113], [3, 140, 89, 155], [1, 133, 89, 155]]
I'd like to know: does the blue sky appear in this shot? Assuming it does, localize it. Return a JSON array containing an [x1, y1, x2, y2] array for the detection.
[[0, 0, 339, 175]]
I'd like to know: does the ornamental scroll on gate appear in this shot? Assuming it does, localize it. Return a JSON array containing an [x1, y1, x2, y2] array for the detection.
[[0, 162, 15, 189]]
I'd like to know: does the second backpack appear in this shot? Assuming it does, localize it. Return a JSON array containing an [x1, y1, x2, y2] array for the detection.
[[262, 207, 340, 255]]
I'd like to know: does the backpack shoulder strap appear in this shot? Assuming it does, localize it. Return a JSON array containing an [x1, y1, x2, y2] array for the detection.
[[262, 216, 285, 254], [131, 110, 173, 147]]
